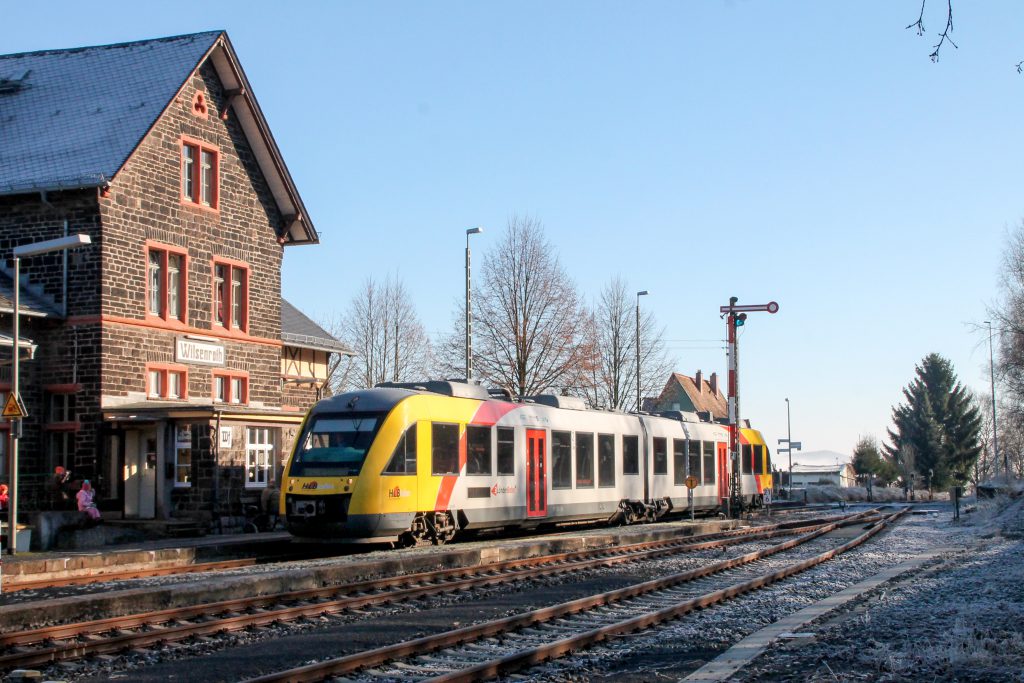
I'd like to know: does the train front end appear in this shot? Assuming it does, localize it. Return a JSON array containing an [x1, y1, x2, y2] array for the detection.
[[280, 389, 409, 541]]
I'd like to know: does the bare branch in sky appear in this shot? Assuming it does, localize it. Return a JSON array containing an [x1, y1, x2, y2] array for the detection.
[[907, 0, 957, 63]]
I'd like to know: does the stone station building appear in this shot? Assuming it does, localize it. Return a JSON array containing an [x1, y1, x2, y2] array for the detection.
[[0, 31, 350, 533]]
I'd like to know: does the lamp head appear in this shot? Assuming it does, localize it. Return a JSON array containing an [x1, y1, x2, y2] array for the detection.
[[637, 290, 649, 297], [466, 227, 484, 236], [13, 233, 92, 258]]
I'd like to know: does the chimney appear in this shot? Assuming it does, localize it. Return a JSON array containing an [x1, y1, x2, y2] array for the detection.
[[710, 372, 718, 396], [694, 370, 703, 393]]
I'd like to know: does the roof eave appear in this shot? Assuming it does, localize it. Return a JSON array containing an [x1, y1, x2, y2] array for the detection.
[[207, 35, 319, 247], [281, 337, 354, 355], [0, 178, 107, 198]]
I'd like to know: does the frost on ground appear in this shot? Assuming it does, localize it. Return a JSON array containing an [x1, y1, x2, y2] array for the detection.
[[794, 484, 942, 504], [736, 493, 1024, 683]]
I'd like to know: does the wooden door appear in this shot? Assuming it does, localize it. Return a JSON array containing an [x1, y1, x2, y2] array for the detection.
[[526, 429, 547, 517], [717, 442, 729, 503]]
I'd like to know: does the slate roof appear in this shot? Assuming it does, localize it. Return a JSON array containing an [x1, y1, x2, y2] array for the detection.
[[281, 300, 352, 355], [0, 271, 61, 317], [0, 31, 318, 245], [0, 32, 221, 195]]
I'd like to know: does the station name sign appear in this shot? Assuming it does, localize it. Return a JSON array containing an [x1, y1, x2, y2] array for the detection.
[[176, 337, 226, 366]]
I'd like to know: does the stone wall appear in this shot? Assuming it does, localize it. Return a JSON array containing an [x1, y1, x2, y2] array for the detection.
[[97, 59, 285, 408]]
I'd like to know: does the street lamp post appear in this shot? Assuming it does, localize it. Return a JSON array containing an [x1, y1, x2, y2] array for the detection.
[[6, 234, 91, 556], [465, 227, 483, 382], [786, 398, 792, 496], [777, 399, 800, 500], [985, 321, 1004, 480], [635, 290, 648, 412]]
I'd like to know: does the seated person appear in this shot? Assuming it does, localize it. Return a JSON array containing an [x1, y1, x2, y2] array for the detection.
[[0, 482, 8, 521], [76, 480, 101, 524]]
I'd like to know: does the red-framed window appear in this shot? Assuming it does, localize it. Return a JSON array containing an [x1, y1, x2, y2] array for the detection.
[[212, 258, 249, 333], [146, 241, 188, 323], [213, 370, 248, 405], [181, 137, 219, 209], [146, 363, 189, 400]]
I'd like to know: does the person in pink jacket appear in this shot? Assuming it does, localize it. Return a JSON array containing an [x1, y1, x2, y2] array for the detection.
[[76, 480, 101, 523]]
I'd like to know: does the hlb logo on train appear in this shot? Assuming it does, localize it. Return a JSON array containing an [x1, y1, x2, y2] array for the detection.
[[301, 481, 334, 491], [490, 484, 518, 496], [388, 486, 410, 498]]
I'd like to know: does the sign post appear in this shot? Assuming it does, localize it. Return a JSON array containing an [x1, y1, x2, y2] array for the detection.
[[685, 475, 698, 521]]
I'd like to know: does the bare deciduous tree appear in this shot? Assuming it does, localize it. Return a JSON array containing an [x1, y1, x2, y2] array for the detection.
[[429, 305, 469, 381], [332, 275, 431, 392], [473, 215, 587, 398], [579, 276, 674, 411]]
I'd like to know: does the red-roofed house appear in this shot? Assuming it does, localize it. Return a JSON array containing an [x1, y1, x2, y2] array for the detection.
[[647, 371, 728, 421]]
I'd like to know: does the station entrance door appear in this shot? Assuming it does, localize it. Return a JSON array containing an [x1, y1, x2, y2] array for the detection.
[[124, 428, 158, 519]]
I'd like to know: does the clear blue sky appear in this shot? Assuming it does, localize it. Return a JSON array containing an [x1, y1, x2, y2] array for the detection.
[[6, 1, 1022, 457]]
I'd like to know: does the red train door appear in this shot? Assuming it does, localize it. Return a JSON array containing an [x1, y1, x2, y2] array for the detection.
[[717, 442, 729, 503], [526, 429, 547, 517]]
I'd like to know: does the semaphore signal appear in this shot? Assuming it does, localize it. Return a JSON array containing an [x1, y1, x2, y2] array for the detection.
[[719, 296, 779, 517]]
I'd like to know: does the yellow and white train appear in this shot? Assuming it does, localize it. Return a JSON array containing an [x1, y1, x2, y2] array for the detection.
[[280, 381, 773, 544]]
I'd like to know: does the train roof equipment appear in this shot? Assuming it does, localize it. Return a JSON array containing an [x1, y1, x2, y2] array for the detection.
[[526, 394, 589, 411], [375, 380, 490, 400]]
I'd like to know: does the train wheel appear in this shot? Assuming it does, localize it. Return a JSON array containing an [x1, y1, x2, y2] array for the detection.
[[430, 511, 457, 545], [619, 500, 641, 525], [409, 513, 432, 545], [410, 511, 457, 545]]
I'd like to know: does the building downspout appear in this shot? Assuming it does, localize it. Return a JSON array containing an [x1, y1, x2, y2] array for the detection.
[[62, 219, 69, 317]]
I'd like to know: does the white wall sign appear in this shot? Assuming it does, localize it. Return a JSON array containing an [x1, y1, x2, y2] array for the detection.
[[176, 424, 192, 447], [176, 337, 226, 366], [219, 426, 233, 449]]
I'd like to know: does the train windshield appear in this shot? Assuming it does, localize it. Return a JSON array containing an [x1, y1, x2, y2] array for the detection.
[[291, 413, 384, 476]]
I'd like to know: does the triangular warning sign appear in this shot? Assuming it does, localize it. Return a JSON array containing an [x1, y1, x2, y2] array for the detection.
[[2, 392, 27, 419]]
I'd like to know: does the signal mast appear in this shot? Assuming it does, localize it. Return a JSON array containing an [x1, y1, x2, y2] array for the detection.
[[719, 297, 779, 517]]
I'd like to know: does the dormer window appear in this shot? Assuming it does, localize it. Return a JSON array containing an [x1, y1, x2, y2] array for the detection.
[[181, 138, 218, 209]]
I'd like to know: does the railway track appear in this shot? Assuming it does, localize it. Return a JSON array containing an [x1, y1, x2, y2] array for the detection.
[[243, 507, 905, 683], [0, 511, 876, 673]]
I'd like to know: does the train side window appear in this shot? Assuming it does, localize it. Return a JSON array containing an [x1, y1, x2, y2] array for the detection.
[[622, 435, 639, 475], [742, 444, 753, 475], [598, 434, 615, 487], [575, 432, 594, 488], [653, 437, 667, 475], [703, 442, 716, 485], [466, 425, 492, 476], [754, 444, 765, 474], [383, 424, 417, 475], [551, 431, 572, 489], [497, 427, 515, 475], [673, 439, 687, 485], [688, 440, 702, 484], [431, 423, 460, 475]]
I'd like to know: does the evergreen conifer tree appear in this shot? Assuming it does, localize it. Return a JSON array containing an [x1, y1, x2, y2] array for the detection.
[[885, 353, 982, 487]]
